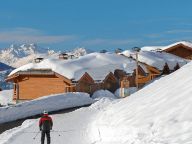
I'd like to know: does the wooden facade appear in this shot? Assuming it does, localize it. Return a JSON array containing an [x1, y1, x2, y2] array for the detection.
[[75, 72, 96, 94], [6, 70, 73, 102], [135, 64, 161, 86], [163, 43, 192, 60], [114, 65, 150, 88], [75, 72, 119, 94], [103, 72, 119, 92]]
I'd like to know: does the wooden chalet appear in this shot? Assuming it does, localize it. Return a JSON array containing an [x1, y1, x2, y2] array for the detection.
[[6, 66, 149, 102], [75, 72, 96, 94], [163, 43, 192, 60], [6, 69, 74, 102], [75, 72, 119, 94], [138, 64, 161, 84], [114, 65, 151, 88], [102, 72, 119, 93], [6, 69, 125, 102]]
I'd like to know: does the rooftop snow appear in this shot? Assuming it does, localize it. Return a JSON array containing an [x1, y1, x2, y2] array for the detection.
[[141, 41, 192, 51], [122, 50, 187, 70], [9, 52, 137, 81]]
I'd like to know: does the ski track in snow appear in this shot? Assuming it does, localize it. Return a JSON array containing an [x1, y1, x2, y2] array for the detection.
[[0, 98, 116, 144]]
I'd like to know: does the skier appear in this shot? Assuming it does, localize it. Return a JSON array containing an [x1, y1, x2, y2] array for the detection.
[[39, 110, 53, 144]]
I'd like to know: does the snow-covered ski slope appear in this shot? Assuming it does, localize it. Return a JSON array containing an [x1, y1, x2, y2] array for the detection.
[[1, 61, 192, 144]]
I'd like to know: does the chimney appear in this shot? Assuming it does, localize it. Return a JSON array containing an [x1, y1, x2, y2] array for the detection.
[[59, 52, 68, 60], [34, 57, 44, 63]]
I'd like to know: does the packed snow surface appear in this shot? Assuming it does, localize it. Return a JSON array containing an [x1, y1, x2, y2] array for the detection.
[[1, 60, 192, 144], [9, 52, 137, 81]]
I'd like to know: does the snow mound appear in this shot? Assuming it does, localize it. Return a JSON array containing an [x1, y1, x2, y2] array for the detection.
[[92, 90, 117, 100]]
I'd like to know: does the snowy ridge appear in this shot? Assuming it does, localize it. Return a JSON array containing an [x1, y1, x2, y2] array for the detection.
[[0, 44, 90, 68], [0, 43, 57, 68]]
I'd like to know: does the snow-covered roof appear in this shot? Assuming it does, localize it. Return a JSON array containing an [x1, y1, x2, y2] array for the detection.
[[141, 41, 192, 51], [122, 50, 188, 70], [9, 52, 139, 81]]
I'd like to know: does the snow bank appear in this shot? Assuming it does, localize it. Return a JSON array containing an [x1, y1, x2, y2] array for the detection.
[[0, 92, 93, 124], [92, 90, 117, 100]]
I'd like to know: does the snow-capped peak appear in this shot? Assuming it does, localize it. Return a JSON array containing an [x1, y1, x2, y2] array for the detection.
[[0, 44, 56, 68]]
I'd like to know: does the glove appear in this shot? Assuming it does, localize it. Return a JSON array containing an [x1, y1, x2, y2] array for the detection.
[[39, 127, 42, 131], [50, 127, 52, 130]]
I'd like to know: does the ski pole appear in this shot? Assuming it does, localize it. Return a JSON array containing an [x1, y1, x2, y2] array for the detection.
[[33, 131, 40, 140]]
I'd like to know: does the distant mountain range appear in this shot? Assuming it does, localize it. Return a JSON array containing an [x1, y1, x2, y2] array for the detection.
[[0, 44, 90, 68], [0, 44, 92, 90]]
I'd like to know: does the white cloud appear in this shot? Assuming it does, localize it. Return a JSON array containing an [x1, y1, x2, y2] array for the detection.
[[0, 28, 76, 43]]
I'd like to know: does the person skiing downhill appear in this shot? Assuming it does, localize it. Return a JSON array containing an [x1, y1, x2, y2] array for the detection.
[[39, 110, 53, 144]]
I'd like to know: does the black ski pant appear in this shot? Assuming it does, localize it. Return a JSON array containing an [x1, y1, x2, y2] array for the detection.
[[41, 130, 51, 144]]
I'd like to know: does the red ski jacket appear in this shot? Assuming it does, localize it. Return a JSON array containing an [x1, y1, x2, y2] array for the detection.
[[39, 114, 53, 131]]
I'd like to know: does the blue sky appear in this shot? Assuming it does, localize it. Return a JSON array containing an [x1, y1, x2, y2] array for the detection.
[[0, 0, 192, 51]]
